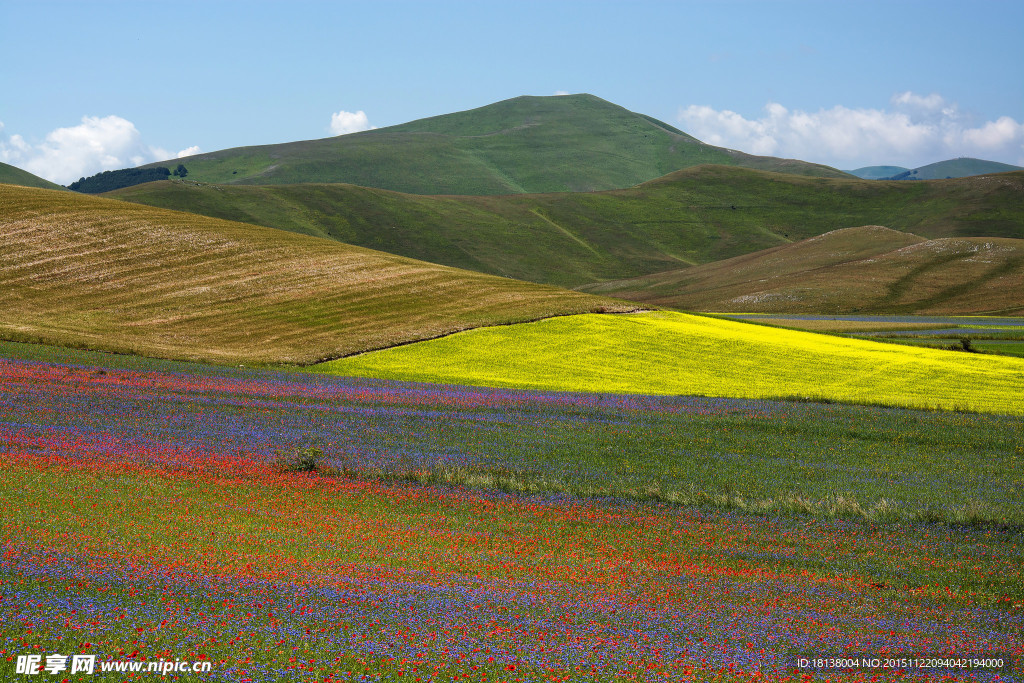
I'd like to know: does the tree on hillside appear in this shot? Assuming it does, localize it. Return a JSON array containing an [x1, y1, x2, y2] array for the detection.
[[173, 164, 188, 178], [67, 167, 171, 193]]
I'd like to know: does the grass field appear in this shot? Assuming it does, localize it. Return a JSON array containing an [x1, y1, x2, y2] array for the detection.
[[1, 343, 1022, 681], [141, 94, 846, 195], [0, 184, 632, 364], [973, 341, 1024, 356], [315, 311, 1024, 415], [738, 320, 960, 333], [874, 338, 1024, 358], [107, 168, 1024, 292], [3, 338, 1022, 526]]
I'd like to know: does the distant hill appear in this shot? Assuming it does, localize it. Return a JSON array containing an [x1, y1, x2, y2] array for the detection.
[[886, 158, 1022, 180], [142, 94, 850, 195], [0, 162, 65, 190], [578, 225, 1024, 315], [0, 185, 632, 365], [845, 166, 909, 180], [107, 166, 1024, 289]]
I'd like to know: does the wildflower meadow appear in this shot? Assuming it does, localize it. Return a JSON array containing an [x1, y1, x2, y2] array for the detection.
[[1, 343, 1021, 681]]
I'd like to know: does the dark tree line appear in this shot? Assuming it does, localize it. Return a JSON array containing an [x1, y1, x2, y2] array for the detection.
[[67, 164, 186, 193]]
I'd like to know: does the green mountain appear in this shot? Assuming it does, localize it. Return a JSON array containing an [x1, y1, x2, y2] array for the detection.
[[846, 159, 1022, 180], [845, 166, 909, 180], [0, 162, 65, 190], [107, 166, 1024, 289], [0, 184, 630, 365], [886, 158, 1022, 180], [578, 225, 1024, 315], [145, 94, 850, 194]]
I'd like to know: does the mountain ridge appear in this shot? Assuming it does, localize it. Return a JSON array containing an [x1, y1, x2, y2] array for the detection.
[[141, 94, 851, 194], [847, 157, 1022, 180]]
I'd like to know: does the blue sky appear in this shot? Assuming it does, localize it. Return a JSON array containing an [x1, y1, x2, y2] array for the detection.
[[2, 0, 1022, 183]]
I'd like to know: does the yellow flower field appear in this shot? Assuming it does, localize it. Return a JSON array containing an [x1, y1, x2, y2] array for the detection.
[[317, 311, 1024, 415]]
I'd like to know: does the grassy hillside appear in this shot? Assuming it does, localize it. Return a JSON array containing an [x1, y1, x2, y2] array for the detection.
[[144, 94, 849, 194], [847, 159, 1022, 180], [845, 165, 909, 179], [579, 225, 1024, 315], [0, 185, 633, 364], [889, 158, 1023, 180], [315, 311, 1024, 415], [108, 166, 1024, 289], [0, 162, 65, 190]]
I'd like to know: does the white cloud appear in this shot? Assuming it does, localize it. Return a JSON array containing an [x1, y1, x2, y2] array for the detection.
[[0, 130, 31, 157], [329, 110, 374, 136], [554, 90, 570, 96], [956, 116, 1024, 152], [0, 115, 195, 185], [677, 92, 1024, 169], [891, 91, 947, 114], [177, 145, 202, 158]]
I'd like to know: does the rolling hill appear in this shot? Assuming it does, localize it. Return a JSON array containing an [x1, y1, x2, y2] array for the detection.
[[107, 166, 1024, 290], [890, 158, 1024, 180], [850, 158, 1024, 180], [577, 225, 1024, 315], [0, 185, 633, 364], [844, 165, 909, 180], [0, 162, 65, 191], [141, 94, 850, 194]]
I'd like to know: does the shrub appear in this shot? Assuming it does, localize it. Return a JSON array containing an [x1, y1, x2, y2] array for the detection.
[[272, 446, 323, 473], [947, 338, 977, 353]]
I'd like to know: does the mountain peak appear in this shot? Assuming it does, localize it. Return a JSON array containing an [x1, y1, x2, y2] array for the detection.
[[143, 95, 850, 194]]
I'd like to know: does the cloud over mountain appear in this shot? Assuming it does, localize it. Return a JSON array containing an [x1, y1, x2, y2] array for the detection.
[[329, 110, 374, 136], [0, 115, 196, 185], [678, 92, 1024, 169]]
